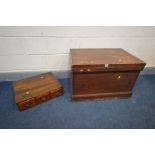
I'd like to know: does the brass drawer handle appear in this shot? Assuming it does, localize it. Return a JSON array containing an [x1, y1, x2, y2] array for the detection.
[[80, 69, 84, 72]]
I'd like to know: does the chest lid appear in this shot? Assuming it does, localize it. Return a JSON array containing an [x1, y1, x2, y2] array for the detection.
[[14, 72, 62, 104], [70, 48, 146, 71]]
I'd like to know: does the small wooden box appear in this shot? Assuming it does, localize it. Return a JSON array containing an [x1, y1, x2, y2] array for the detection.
[[70, 48, 146, 101], [13, 72, 63, 111]]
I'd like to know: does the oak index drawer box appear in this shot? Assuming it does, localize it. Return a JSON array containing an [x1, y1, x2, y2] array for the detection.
[[70, 48, 146, 101], [13, 72, 63, 111]]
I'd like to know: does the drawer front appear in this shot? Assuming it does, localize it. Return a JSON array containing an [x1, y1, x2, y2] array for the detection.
[[17, 88, 64, 111], [36, 93, 51, 103], [49, 88, 64, 98], [72, 71, 139, 95], [17, 98, 36, 111]]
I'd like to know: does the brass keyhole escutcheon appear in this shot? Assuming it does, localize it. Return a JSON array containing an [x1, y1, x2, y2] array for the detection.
[[22, 91, 31, 99], [25, 91, 30, 95], [87, 68, 91, 71], [118, 75, 121, 79]]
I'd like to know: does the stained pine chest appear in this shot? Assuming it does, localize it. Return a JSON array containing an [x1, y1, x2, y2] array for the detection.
[[70, 48, 146, 101]]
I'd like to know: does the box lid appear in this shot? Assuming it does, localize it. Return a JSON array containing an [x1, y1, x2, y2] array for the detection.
[[14, 72, 62, 104], [70, 48, 146, 71]]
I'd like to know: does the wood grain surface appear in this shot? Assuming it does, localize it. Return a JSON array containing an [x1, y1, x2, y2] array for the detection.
[[71, 48, 146, 68], [14, 72, 63, 111], [71, 48, 146, 100]]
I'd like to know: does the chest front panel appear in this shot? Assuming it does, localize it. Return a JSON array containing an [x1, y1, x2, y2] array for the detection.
[[72, 71, 139, 95]]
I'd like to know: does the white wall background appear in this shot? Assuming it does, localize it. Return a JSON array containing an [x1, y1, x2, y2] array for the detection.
[[0, 26, 155, 73]]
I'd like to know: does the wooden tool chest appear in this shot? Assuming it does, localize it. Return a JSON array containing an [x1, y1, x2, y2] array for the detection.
[[70, 48, 146, 101]]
